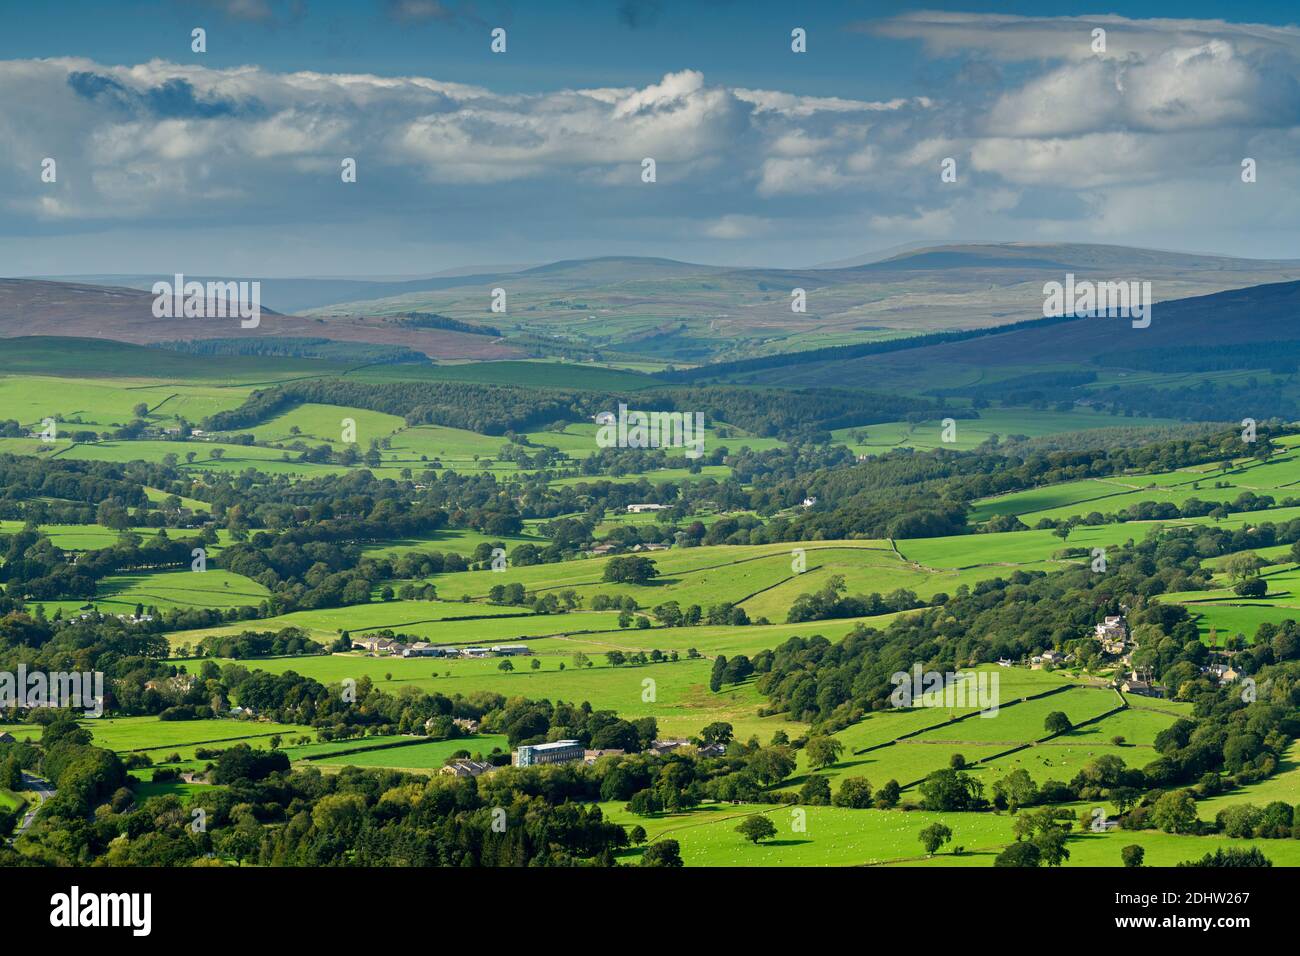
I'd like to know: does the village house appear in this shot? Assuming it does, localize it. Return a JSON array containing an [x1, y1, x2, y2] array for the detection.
[[647, 738, 690, 756], [583, 748, 625, 764], [1095, 616, 1130, 655], [440, 759, 494, 778], [1204, 663, 1242, 684], [144, 675, 195, 695], [452, 717, 480, 734], [1117, 670, 1158, 696], [0, 732, 15, 744], [696, 742, 728, 758]]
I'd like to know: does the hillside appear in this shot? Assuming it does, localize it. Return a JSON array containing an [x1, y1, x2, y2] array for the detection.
[[0, 278, 523, 361], [285, 243, 1300, 364], [8, 244, 1300, 368], [735, 278, 1300, 410]]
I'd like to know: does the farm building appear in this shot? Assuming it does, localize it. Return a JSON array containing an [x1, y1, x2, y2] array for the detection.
[[440, 759, 495, 778]]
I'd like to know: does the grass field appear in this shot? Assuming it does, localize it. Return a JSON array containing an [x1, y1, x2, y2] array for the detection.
[[604, 799, 1300, 867], [75, 717, 313, 756], [308, 734, 511, 770]]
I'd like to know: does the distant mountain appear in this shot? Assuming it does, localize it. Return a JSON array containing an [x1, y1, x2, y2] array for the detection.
[[811, 239, 990, 269], [0, 278, 522, 361], [738, 278, 1300, 390], [7, 243, 1300, 366]]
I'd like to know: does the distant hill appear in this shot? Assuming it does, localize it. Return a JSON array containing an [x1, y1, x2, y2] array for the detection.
[[735, 278, 1300, 398], [0, 278, 523, 361], [7, 243, 1300, 367]]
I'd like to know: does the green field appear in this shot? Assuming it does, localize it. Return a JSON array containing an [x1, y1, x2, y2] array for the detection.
[[308, 734, 511, 770]]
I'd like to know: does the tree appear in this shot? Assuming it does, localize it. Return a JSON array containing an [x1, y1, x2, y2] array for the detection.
[[799, 775, 831, 806], [995, 841, 1041, 867], [1033, 827, 1070, 867], [918, 822, 953, 856], [833, 776, 873, 809], [1234, 577, 1267, 598], [132, 403, 149, 419], [918, 768, 982, 811], [1223, 551, 1266, 583], [874, 779, 901, 809], [497, 660, 514, 672], [1043, 711, 1072, 735], [1122, 845, 1145, 868], [1177, 847, 1272, 868], [709, 655, 727, 693], [641, 839, 684, 867], [602, 555, 659, 585], [992, 769, 1038, 813], [735, 814, 778, 844], [804, 735, 844, 770], [699, 722, 734, 747], [628, 825, 647, 846], [1152, 790, 1198, 834], [747, 746, 796, 786]]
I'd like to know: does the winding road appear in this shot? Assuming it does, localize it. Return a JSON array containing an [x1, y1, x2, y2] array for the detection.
[[13, 772, 54, 838]]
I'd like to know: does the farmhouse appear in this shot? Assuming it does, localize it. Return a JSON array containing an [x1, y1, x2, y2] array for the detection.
[[1118, 670, 1159, 696], [355, 636, 407, 655], [440, 759, 494, 778], [404, 644, 454, 657], [647, 738, 690, 755], [452, 717, 480, 734], [490, 644, 531, 656], [626, 503, 669, 514]]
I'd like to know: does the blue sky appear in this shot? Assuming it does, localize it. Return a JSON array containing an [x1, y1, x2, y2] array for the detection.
[[2, 1, 1300, 275]]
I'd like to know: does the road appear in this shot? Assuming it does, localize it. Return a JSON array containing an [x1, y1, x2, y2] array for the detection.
[[14, 772, 54, 838]]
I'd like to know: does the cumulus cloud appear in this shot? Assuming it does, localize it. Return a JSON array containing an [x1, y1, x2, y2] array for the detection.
[[3, 10, 1300, 271]]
